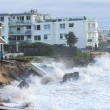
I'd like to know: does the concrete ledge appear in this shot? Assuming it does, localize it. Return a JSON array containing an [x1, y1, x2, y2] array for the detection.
[[30, 63, 47, 76]]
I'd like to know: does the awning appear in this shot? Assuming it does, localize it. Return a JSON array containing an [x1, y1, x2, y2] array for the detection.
[[0, 37, 7, 44]]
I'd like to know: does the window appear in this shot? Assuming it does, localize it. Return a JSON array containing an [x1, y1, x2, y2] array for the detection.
[[21, 36, 24, 40], [34, 35, 41, 40], [92, 23, 95, 27], [88, 39, 92, 42], [60, 24, 65, 29], [60, 34, 63, 39], [0, 17, 4, 21], [17, 16, 20, 20], [60, 33, 66, 39], [0, 23, 2, 26], [44, 24, 50, 30], [17, 27, 20, 31], [27, 26, 31, 29], [37, 25, 40, 30], [34, 25, 41, 30], [88, 23, 90, 28], [69, 23, 74, 27], [13, 16, 15, 19], [44, 34, 48, 40], [26, 16, 30, 20], [17, 36, 20, 40], [27, 35, 31, 39], [20, 16, 24, 20]]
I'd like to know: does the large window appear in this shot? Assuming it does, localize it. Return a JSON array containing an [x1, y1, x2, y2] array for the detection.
[[0, 17, 4, 21], [34, 35, 41, 40], [21, 36, 24, 40], [60, 24, 65, 29], [26, 26, 31, 29], [27, 35, 31, 39], [44, 34, 48, 40], [13, 16, 15, 19], [17, 36, 20, 40], [37, 25, 40, 30], [34, 25, 41, 30], [26, 16, 30, 20], [60, 34, 63, 39], [60, 33, 66, 39], [44, 24, 50, 30], [69, 23, 74, 27], [17, 27, 20, 31], [20, 16, 24, 20]]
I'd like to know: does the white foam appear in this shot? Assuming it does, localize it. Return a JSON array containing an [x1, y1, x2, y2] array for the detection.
[[1, 54, 110, 110]]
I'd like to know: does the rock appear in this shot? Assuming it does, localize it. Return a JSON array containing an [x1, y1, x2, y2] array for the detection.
[[21, 103, 31, 109], [18, 80, 29, 89], [62, 72, 79, 82]]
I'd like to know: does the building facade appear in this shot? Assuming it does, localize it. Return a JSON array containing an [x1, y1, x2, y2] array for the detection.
[[0, 12, 99, 48], [99, 27, 110, 42], [98, 27, 110, 50], [0, 23, 6, 59]]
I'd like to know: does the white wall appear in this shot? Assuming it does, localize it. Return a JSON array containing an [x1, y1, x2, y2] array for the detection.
[[1, 16, 9, 42]]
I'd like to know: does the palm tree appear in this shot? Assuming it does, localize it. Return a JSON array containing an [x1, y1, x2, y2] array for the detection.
[[66, 31, 78, 48]]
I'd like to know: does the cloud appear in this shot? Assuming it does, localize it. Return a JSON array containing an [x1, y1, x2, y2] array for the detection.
[[0, 0, 110, 27]]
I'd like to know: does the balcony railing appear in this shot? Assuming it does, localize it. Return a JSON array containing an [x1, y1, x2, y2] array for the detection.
[[9, 20, 31, 25], [88, 27, 98, 32], [9, 30, 32, 35], [9, 39, 32, 44]]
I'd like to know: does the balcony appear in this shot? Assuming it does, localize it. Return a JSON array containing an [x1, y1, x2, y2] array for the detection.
[[9, 20, 31, 26], [88, 27, 98, 32], [9, 39, 32, 44], [9, 30, 32, 35]]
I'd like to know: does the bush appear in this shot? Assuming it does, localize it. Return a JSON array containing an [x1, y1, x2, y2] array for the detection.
[[74, 49, 90, 63]]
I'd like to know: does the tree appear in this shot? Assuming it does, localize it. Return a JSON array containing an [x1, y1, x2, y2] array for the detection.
[[66, 32, 78, 48]]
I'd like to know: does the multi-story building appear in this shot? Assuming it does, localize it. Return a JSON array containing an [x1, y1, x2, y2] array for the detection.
[[98, 27, 110, 50], [0, 22, 6, 59], [99, 27, 110, 42], [0, 11, 99, 49]]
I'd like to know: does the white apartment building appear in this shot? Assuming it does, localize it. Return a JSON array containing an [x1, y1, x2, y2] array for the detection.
[[99, 27, 110, 42], [0, 11, 99, 48], [0, 22, 6, 59]]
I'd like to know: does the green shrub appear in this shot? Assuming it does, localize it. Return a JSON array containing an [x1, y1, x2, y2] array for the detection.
[[75, 49, 90, 61]]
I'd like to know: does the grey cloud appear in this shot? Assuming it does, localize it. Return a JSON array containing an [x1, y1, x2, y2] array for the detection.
[[0, 0, 110, 27]]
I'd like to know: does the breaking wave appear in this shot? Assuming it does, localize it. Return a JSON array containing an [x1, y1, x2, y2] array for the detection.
[[1, 54, 110, 110]]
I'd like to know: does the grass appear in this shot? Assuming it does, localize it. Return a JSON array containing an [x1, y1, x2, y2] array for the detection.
[[16, 55, 33, 59]]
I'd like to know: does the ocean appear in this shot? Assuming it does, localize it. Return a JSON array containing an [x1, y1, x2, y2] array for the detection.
[[1, 54, 110, 110]]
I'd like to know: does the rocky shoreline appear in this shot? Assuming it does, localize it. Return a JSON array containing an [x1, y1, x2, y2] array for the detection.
[[0, 60, 32, 86]]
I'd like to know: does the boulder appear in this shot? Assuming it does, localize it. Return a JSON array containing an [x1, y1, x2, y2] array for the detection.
[[18, 80, 29, 89], [62, 72, 79, 82]]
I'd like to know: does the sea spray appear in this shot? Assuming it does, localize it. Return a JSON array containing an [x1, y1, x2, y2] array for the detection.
[[1, 54, 110, 109]]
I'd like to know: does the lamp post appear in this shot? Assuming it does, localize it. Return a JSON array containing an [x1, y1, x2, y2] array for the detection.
[[16, 42, 19, 53]]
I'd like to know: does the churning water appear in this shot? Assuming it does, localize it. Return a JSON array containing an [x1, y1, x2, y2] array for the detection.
[[1, 54, 110, 110]]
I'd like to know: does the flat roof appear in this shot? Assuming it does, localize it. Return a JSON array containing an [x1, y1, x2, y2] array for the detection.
[[0, 13, 49, 16], [0, 13, 9, 16], [0, 37, 7, 44]]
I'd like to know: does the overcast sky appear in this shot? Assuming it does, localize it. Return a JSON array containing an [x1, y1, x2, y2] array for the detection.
[[0, 0, 110, 28]]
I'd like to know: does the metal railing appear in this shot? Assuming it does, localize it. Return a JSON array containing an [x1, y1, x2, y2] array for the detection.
[[9, 30, 32, 35], [9, 20, 31, 25], [88, 27, 98, 32]]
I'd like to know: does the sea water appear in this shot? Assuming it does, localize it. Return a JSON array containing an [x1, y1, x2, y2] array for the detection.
[[1, 54, 110, 110]]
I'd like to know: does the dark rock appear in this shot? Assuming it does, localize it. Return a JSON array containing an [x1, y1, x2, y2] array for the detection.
[[62, 72, 79, 82], [18, 80, 29, 89]]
